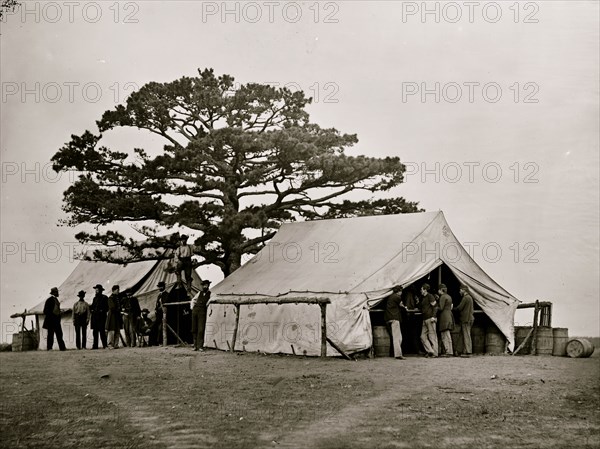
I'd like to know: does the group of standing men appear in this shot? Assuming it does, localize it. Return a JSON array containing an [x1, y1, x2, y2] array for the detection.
[[384, 282, 475, 359], [42, 277, 211, 351]]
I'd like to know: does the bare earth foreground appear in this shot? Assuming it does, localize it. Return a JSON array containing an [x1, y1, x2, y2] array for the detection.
[[1, 347, 598, 449]]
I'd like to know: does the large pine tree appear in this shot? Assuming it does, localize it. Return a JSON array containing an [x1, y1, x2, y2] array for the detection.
[[52, 69, 421, 275]]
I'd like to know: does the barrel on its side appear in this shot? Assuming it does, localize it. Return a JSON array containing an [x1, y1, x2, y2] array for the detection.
[[372, 326, 391, 357], [536, 326, 554, 355], [566, 338, 595, 358], [11, 332, 37, 352], [471, 325, 485, 354], [485, 324, 506, 355], [552, 328, 569, 356], [514, 326, 533, 355]]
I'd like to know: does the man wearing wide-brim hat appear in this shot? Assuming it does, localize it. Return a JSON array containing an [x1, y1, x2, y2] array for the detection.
[[73, 290, 91, 350], [42, 287, 66, 351], [90, 284, 109, 349], [190, 280, 211, 351]]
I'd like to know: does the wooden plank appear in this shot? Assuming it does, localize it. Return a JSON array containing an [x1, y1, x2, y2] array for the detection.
[[517, 301, 553, 309], [166, 323, 187, 346], [212, 297, 331, 305], [326, 337, 353, 360]]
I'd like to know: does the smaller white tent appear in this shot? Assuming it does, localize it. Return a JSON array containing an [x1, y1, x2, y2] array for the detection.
[[205, 211, 520, 356], [26, 251, 202, 349]]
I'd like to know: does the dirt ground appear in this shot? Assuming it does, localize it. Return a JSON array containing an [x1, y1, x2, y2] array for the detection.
[[1, 347, 598, 449]]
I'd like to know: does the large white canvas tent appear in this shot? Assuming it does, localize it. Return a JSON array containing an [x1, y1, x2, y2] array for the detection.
[[206, 211, 520, 356], [26, 251, 202, 349]]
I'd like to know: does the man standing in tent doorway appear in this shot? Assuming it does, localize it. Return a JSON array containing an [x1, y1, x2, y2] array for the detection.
[[42, 287, 66, 351], [384, 285, 406, 359], [191, 280, 211, 351], [456, 284, 475, 357], [90, 284, 108, 349], [174, 234, 196, 294], [437, 284, 454, 357], [419, 283, 439, 357]]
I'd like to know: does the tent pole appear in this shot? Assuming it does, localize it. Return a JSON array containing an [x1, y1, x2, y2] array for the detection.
[[35, 315, 40, 350], [320, 303, 327, 357], [21, 310, 26, 351], [532, 300, 540, 355], [231, 304, 240, 352], [162, 303, 168, 347]]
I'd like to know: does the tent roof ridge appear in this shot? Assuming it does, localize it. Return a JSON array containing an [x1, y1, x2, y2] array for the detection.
[[348, 211, 443, 292]]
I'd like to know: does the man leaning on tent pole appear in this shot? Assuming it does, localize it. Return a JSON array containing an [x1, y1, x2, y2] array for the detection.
[[190, 280, 211, 351]]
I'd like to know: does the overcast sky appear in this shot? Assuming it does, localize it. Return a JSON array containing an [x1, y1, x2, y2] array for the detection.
[[1, 1, 598, 339]]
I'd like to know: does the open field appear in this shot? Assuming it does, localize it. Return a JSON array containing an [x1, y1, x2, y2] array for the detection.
[[1, 347, 599, 449]]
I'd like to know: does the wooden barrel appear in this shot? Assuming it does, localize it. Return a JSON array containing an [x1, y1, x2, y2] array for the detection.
[[536, 326, 554, 355], [514, 326, 532, 355], [11, 332, 37, 352], [471, 325, 485, 354], [372, 326, 390, 357], [485, 324, 506, 355], [566, 338, 595, 358], [450, 324, 463, 355], [552, 328, 569, 356]]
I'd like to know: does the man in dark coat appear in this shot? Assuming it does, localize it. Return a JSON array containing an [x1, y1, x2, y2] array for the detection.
[[191, 280, 211, 351], [456, 284, 475, 357], [384, 285, 405, 359], [122, 289, 141, 347], [106, 285, 122, 349], [149, 281, 169, 346], [437, 284, 455, 356], [90, 284, 108, 349], [420, 283, 439, 357], [42, 287, 66, 351]]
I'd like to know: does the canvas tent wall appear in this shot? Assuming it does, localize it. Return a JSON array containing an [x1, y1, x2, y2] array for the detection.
[[27, 251, 202, 349], [206, 211, 520, 356]]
